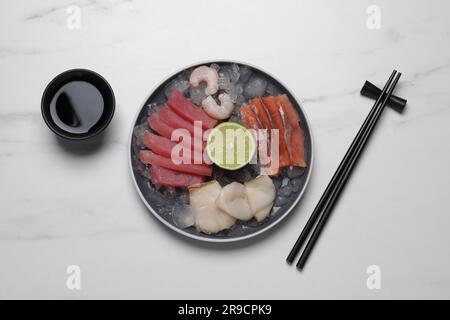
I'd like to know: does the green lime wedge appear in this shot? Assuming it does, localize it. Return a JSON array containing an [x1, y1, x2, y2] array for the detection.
[[206, 122, 256, 171]]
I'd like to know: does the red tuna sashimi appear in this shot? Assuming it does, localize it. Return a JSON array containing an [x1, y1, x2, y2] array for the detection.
[[147, 114, 204, 152], [277, 95, 306, 167], [139, 150, 212, 176], [167, 90, 217, 129], [158, 105, 196, 136], [149, 165, 204, 187], [147, 113, 175, 140], [261, 96, 291, 168], [142, 131, 206, 164]]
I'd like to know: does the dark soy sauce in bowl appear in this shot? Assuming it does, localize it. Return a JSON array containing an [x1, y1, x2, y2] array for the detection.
[[42, 69, 115, 140]]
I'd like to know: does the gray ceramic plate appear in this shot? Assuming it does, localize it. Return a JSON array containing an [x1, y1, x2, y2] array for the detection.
[[129, 61, 313, 242]]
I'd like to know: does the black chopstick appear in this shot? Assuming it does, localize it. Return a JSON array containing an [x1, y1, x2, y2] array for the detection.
[[296, 71, 402, 270], [286, 70, 398, 264]]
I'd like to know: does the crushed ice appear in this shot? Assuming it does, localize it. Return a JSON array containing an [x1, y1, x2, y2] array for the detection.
[[172, 203, 195, 229]]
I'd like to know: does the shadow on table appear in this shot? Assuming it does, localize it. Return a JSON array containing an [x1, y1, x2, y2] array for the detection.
[[54, 118, 117, 156]]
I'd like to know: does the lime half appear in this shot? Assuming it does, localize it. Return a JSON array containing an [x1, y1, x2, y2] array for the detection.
[[206, 122, 256, 171]]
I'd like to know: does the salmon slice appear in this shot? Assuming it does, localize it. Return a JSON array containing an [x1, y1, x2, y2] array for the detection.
[[167, 90, 217, 129], [147, 114, 204, 152], [149, 165, 204, 187], [250, 98, 273, 132], [139, 150, 212, 176], [240, 104, 260, 130], [240, 105, 276, 175], [158, 105, 196, 136], [277, 95, 306, 167], [261, 96, 291, 168], [142, 131, 205, 164]]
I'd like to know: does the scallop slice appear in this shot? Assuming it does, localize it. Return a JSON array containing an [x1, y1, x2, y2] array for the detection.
[[244, 175, 276, 213], [216, 182, 253, 221], [254, 204, 273, 222], [188, 181, 236, 234]]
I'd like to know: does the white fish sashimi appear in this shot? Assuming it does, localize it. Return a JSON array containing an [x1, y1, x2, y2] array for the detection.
[[189, 181, 236, 234], [244, 175, 276, 213], [254, 204, 273, 222], [216, 182, 253, 221]]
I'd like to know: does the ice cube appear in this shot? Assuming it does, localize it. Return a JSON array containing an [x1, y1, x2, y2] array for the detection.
[[278, 185, 293, 197], [281, 177, 290, 187], [210, 63, 220, 71], [290, 177, 303, 192], [239, 66, 252, 83], [221, 64, 240, 83], [286, 166, 305, 178], [275, 196, 290, 206], [266, 83, 281, 96], [133, 122, 148, 142], [189, 82, 208, 106], [244, 75, 267, 99], [228, 82, 244, 103], [146, 103, 159, 116], [172, 204, 195, 229], [218, 71, 232, 91], [272, 177, 282, 190], [164, 79, 190, 99]]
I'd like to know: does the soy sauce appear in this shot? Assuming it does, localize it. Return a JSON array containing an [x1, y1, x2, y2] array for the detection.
[[49, 81, 104, 134]]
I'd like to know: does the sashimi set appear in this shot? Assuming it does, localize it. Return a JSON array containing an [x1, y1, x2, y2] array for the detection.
[[130, 62, 313, 241]]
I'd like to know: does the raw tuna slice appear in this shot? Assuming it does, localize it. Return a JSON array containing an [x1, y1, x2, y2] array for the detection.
[[261, 96, 291, 168], [147, 114, 204, 152], [149, 165, 204, 187], [277, 95, 306, 168], [139, 150, 212, 176], [142, 131, 206, 164], [167, 90, 217, 129], [147, 113, 176, 140], [158, 105, 196, 136]]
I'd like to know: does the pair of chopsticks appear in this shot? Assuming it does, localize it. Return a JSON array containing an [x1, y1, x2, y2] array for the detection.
[[287, 70, 403, 270]]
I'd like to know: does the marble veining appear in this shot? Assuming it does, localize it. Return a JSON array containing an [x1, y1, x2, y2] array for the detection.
[[0, 0, 450, 299]]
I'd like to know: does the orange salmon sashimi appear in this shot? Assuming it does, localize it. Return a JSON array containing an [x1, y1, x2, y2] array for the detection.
[[277, 95, 306, 168], [240, 105, 276, 175], [261, 96, 291, 168], [158, 105, 196, 136], [167, 90, 217, 129], [147, 113, 204, 152], [249, 98, 273, 133], [240, 104, 260, 130], [149, 165, 204, 187], [139, 150, 212, 177], [142, 131, 206, 165]]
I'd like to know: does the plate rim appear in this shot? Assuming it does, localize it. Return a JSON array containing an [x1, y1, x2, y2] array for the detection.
[[128, 59, 315, 243]]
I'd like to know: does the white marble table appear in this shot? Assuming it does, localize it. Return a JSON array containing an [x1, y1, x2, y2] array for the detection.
[[1, 0, 449, 299]]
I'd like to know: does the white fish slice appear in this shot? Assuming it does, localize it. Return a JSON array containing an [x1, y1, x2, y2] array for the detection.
[[216, 182, 253, 221], [244, 175, 276, 213], [189, 181, 236, 234], [254, 204, 273, 222]]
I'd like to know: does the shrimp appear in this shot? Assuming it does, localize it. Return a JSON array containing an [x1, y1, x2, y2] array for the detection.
[[189, 66, 219, 96], [201, 93, 234, 120]]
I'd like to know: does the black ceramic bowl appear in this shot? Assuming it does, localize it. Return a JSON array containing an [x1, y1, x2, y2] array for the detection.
[[41, 69, 115, 140]]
